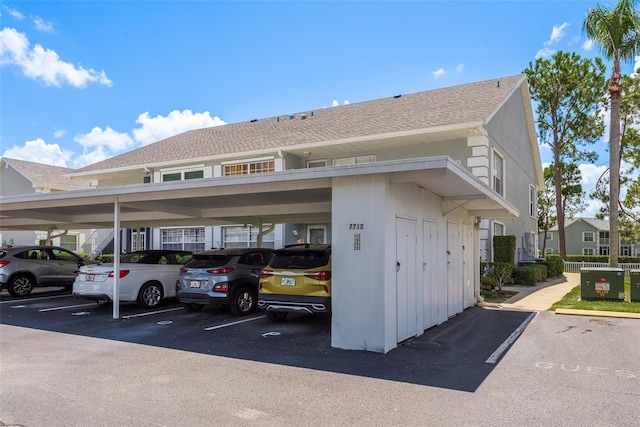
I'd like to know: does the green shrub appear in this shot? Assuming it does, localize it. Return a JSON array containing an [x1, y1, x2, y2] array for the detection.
[[512, 267, 538, 286], [482, 261, 513, 291], [529, 263, 547, 282], [97, 254, 114, 263], [544, 255, 564, 277], [494, 235, 516, 264]]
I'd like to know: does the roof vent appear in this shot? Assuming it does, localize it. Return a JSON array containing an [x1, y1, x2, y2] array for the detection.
[[393, 94, 401, 99], [289, 114, 295, 120], [497, 81, 500, 88], [301, 113, 307, 120], [250, 118, 257, 123]]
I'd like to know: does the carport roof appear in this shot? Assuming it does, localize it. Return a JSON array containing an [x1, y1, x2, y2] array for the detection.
[[0, 156, 518, 231]]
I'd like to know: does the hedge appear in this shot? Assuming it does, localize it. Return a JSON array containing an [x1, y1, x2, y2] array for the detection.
[[564, 255, 640, 263], [512, 267, 538, 286], [494, 235, 516, 264], [543, 255, 563, 278]]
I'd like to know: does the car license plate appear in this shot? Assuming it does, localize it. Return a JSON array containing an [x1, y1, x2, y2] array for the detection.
[[84, 274, 94, 282], [281, 277, 295, 287], [190, 280, 201, 288]]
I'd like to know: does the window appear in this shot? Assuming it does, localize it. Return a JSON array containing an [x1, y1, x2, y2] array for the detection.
[[492, 151, 504, 195], [307, 160, 327, 168], [333, 155, 376, 166], [60, 234, 78, 251], [162, 170, 204, 182], [161, 227, 205, 252], [583, 231, 595, 242], [599, 231, 610, 245], [583, 248, 595, 256], [546, 233, 553, 240], [545, 248, 554, 254], [529, 185, 536, 217], [599, 246, 609, 256], [223, 226, 275, 248], [493, 222, 504, 236], [223, 160, 274, 176]]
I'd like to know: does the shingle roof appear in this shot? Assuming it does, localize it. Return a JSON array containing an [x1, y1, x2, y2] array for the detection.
[[2, 158, 88, 191], [74, 75, 527, 173], [551, 217, 610, 231]]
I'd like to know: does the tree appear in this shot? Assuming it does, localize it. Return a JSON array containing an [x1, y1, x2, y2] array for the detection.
[[592, 73, 640, 245], [583, 0, 640, 267], [538, 163, 587, 254], [524, 51, 606, 260]]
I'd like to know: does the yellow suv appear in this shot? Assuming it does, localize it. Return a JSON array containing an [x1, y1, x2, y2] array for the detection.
[[258, 244, 331, 321]]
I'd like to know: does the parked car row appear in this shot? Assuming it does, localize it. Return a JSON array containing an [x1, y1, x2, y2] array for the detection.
[[1, 244, 333, 322]]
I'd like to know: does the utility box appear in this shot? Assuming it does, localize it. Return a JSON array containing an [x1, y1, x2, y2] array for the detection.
[[631, 270, 640, 302], [580, 267, 625, 301]]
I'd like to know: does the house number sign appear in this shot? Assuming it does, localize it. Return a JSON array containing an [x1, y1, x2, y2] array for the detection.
[[349, 224, 364, 230]]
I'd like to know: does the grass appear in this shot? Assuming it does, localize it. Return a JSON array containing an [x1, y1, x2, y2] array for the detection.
[[549, 277, 640, 313]]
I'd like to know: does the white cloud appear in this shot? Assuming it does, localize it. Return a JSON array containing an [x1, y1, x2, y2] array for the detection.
[[1, 137, 72, 167], [33, 16, 54, 33], [0, 27, 112, 88], [331, 100, 349, 107], [535, 47, 555, 59], [53, 129, 65, 139], [582, 39, 594, 52], [432, 68, 445, 78], [577, 162, 608, 217], [132, 110, 226, 145], [455, 64, 464, 73], [545, 23, 569, 46], [2, 5, 24, 20], [74, 126, 135, 151], [73, 146, 110, 168]]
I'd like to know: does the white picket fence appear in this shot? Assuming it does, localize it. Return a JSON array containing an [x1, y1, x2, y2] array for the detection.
[[564, 262, 640, 274]]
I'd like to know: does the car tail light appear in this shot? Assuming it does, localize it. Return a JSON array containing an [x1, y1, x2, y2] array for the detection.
[[259, 269, 274, 279], [206, 267, 234, 274], [107, 270, 130, 278], [213, 283, 228, 293], [323, 286, 330, 294], [305, 271, 331, 281], [180, 267, 188, 273], [0, 261, 9, 268]]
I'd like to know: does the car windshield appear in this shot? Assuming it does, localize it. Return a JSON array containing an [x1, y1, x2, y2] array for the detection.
[[269, 251, 330, 269], [184, 254, 230, 269]]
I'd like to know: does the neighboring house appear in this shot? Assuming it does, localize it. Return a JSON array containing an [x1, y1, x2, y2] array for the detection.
[[0, 158, 93, 251], [542, 217, 638, 257], [1, 75, 542, 352]]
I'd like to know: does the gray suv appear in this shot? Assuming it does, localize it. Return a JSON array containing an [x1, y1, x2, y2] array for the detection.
[[0, 245, 98, 297], [175, 248, 274, 315]]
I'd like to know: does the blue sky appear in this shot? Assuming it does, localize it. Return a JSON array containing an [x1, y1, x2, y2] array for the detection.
[[1, 1, 639, 216]]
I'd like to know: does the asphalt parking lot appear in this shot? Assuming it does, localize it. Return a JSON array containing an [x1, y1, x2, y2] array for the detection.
[[2, 287, 639, 426]]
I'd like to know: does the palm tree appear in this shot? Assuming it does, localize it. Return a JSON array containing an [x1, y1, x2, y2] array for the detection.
[[583, 0, 640, 267]]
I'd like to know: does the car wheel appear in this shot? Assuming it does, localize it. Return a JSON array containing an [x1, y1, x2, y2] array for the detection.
[[137, 282, 163, 308], [230, 286, 256, 316], [183, 303, 203, 311], [266, 311, 288, 322], [8, 274, 35, 297]]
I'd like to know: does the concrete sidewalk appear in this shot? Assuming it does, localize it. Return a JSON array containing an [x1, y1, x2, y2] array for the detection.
[[498, 272, 579, 311], [489, 272, 640, 319]]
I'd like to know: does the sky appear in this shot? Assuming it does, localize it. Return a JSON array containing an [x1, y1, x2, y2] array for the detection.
[[1, 0, 639, 218]]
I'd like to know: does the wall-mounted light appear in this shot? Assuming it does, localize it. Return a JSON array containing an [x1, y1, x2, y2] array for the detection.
[[292, 229, 298, 237]]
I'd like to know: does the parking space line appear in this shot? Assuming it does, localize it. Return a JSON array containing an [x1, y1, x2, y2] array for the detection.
[[204, 315, 266, 331], [0, 294, 70, 304], [39, 303, 97, 312], [121, 307, 184, 319], [485, 311, 537, 364]]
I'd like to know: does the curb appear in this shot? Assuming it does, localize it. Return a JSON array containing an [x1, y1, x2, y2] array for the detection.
[[555, 308, 640, 319]]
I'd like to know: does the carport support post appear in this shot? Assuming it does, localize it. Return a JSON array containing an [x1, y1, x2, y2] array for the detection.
[[113, 197, 121, 319]]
